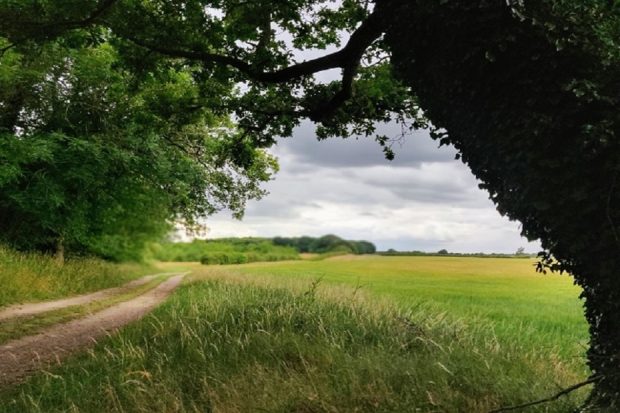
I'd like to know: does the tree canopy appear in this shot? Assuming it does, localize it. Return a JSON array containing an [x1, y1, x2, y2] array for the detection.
[[0, 31, 276, 260], [1, 0, 619, 408], [273, 234, 376, 254], [0, 0, 425, 158]]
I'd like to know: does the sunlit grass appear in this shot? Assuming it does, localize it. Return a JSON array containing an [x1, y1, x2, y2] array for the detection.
[[0, 256, 589, 412], [0, 246, 152, 308], [204, 256, 588, 363], [1, 274, 588, 412]]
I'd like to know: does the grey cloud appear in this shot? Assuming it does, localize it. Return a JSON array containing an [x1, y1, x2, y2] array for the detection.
[[199, 123, 540, 253], [272, 121, 457, 169], [390, 186, 478, 204], [259, 160, 489, 213], [375, 180, 483, 207], [243, 197, 309, 219], [344, 162, 489, 208]]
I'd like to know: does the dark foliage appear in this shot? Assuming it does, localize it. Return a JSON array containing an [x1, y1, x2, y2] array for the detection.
[[385, 0, 620, 407], [273, 234, 376, 254]]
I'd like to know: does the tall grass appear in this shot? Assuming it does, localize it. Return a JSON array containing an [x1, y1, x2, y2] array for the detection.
[[0, 246, 150, 308], [1, 275, 587, 412], [220, 256, 589, 364]]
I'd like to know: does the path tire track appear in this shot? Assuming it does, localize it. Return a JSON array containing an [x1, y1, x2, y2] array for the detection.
[[0, 273, 174, 321], [0, 273, 185, 387]]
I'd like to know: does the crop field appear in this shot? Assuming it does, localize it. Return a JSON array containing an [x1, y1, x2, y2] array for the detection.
[[1, 255, 591, 412], [173, 255, 591, 407], [222, 256, 589, 360]]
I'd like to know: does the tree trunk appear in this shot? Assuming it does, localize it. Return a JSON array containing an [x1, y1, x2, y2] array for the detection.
[[54, 237, 65, 265], [579, 270, 620, 411]]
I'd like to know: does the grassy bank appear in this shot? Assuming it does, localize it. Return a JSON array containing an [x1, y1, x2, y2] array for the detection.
[[214, 255, 588, 363], [0, 246, 151, 308], [1, 273, 587, 412]]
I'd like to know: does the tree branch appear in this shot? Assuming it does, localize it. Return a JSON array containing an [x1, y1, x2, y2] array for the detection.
[[72, 0, 120, 26], [6, 0, 119, 43], [309, 64, 357, 122], [122, 8, 385, 122], [11, 0, 119, 40], [0, 43, 15, 58], [123, 8, 384, 84], [488, 376, 601, 413], [10, 1, 387, 123]]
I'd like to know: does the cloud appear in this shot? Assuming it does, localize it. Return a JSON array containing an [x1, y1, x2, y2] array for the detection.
[[199, 125, 541, 254], [272, 122, 456, 169]]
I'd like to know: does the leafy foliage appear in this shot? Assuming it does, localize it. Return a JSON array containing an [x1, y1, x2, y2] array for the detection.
[[152, 238, 300, 264], [0, 37, 275, 260], [274, 234, 376, 254], [0, 0, 423, 157]]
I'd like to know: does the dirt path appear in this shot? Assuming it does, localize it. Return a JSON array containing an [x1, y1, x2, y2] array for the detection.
[[0, 273, 173, 321], [0, 273, 186, 387]]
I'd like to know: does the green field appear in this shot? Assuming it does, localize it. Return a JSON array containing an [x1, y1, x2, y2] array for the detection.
[[1, 255, 590, 412], [222, 256, 589, 360]]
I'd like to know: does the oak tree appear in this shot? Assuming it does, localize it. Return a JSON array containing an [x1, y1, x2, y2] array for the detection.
[[1, 0, 619, 408]]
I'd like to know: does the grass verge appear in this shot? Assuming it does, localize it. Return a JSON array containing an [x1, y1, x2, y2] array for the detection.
[[212, 256, 589, 365], [0, 275, 169, 344], [0, 246, 153, 308]]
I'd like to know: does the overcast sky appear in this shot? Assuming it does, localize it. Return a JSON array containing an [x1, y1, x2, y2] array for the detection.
[[202, 122, 541, 253], [195, 11, 540, 253]]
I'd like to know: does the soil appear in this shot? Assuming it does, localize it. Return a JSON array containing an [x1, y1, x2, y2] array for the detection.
[[0, 273, 185, 387]]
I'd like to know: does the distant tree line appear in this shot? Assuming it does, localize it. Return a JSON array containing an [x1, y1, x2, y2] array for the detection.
[[152, 235, 377, 266], [380, 249, 533, 259], [152, 238, 299, 265], [273, 235, 376, 255]]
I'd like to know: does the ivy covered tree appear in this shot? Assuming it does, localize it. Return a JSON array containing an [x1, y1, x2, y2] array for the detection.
[[1, 0, 619, 408], [386, 2, 620, 408]]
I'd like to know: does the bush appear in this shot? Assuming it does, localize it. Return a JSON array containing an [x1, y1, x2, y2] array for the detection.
[[157, 238, 299, 265]]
